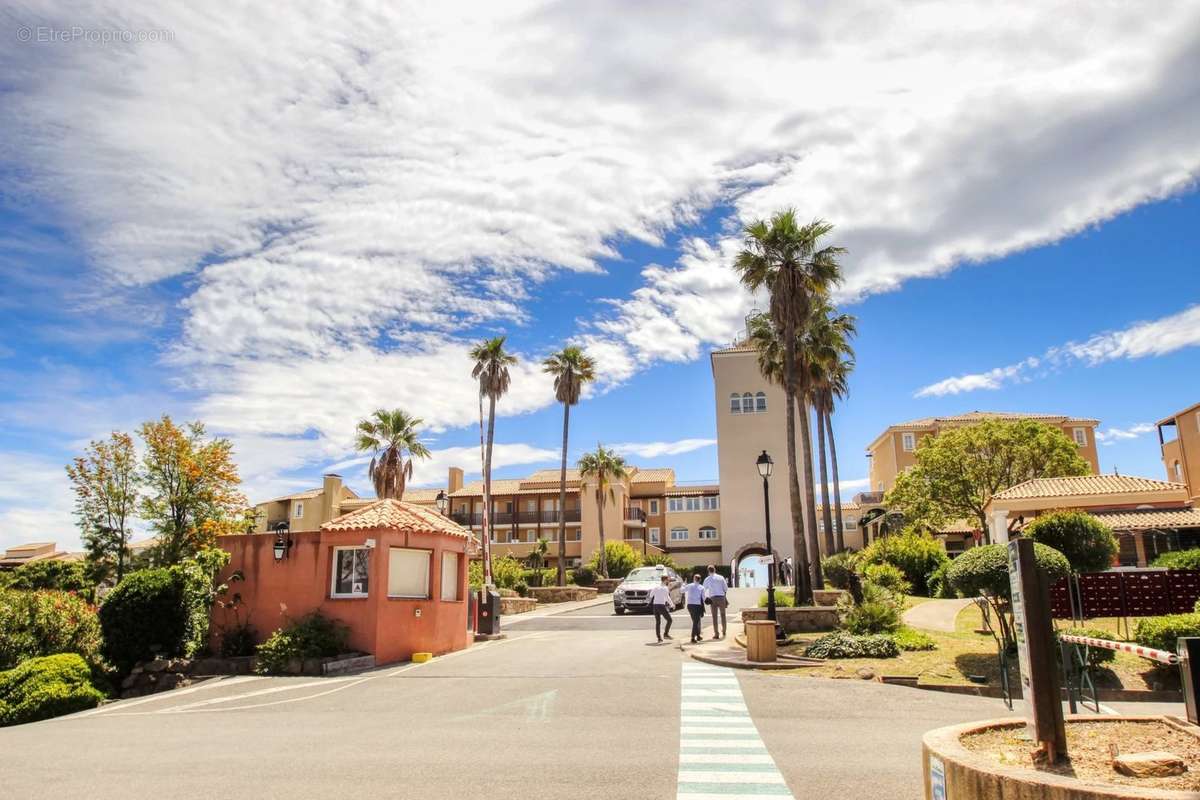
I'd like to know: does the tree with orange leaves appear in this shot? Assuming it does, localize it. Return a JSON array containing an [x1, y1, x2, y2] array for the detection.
[[138, 416, 248, 565]]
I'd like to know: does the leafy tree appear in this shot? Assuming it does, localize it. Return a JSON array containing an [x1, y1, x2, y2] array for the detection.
[[735, 211, 843, 605], [65, 432, 139, 583], [885, 419, 1090, 541], [138, 416, 248, 566], [5, 560, 92, 595], [543, 345, 596, 586], [1024, 511, 1118, 573], [578, 446, 629, 578], [354, 409, 431, 500], [470, 337, 517, 587]]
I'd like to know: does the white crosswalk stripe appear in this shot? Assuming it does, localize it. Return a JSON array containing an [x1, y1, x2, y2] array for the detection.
[[675, 662, 794, 799]]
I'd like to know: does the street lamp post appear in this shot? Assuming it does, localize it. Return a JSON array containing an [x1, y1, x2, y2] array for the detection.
[[756, 450, 779, 633]]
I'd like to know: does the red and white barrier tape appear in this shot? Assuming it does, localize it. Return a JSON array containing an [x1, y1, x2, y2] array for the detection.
[[1060, 634, 1179, 665]]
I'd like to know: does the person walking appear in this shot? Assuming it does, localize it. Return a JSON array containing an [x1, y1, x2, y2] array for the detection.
[[703, 565, 729, 640], [684, 573, 706, 643], [648, 574, 674, 643]]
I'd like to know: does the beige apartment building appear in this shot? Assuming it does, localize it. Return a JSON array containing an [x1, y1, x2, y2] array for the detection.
[[865, 411, 1101, 495], [1159, 401, 1200, 504], [253, 473, 446, 534]]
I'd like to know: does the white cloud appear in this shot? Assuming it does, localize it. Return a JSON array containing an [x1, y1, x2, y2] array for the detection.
[[1095, 423, 1156, 445], [0, 453, 80, 552], [612, 439, 717, 459], [4, 2, 1200, 512], [915, 304, 1200, 397]]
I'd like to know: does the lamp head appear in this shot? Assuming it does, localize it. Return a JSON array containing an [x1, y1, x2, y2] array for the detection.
[[756, 450, 773, 479]]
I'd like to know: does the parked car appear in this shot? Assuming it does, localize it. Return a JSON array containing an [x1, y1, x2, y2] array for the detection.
[[613, 566, 683, 614]]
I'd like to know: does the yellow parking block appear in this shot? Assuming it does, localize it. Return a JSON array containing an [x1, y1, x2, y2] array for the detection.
[[412, 652, 433, 663]]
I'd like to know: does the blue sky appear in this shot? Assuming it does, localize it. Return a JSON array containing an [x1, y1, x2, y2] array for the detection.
[[1, 2, 1199, 551]]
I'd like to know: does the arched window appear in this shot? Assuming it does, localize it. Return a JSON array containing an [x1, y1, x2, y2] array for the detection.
[[755, 391, 766, 412], [670, 527, 689, 541], [698, 526, 717, 540], [742, 392, 753, 412], [729, 393, 741, 414]]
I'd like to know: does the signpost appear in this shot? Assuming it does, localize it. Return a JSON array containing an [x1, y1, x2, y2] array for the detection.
[[1007, 538, 1067, 762]]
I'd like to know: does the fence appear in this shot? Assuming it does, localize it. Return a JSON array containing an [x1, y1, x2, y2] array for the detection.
[[1050, 568, 1200, 624]]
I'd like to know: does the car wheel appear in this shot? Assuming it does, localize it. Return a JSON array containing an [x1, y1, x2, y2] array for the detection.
[[614, 606, 625, 615]]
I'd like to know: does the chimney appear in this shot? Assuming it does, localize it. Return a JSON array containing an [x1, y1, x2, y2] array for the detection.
[[448, 466, 464, 494], [322, 474, 343, 523]]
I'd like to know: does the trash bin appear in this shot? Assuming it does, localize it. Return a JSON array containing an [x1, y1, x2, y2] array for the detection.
[[745, 620, 777, 663], [477, 589, 502, 636]]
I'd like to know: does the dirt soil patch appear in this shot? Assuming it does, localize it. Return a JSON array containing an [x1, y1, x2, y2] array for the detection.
[[962, 720, 1200, 792]]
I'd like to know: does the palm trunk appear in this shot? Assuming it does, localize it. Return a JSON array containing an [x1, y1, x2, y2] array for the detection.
[[798, 395, 823, 590], [784, 327, 814, 606], [556, 402, 570, 586], [828, 409, 846, 552], [596, 486, 609, 578], [482, 394, 497, 587], [816, 403, 835, 557]]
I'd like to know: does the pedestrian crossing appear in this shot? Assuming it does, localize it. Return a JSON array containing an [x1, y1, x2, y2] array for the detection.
[[676, 662, 795, 799]]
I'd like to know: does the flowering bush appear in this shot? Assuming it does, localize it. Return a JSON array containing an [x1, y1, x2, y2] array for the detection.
[[0, 589, 102, 671]]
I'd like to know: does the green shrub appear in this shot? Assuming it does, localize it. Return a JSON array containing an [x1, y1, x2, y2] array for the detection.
[[822, 551, 859, 590], [1134, 613, 1200, 656], [862, 563, 911, 595], [1153, 549, 1200, 570], [1058, 627, 1118, 668], [1025, 511, 1117, 573], [569, 566, 596, 587], [860, 531, 948, 596], [757, 589, 796, 608], [218, 621, 257, 658], [642, 553, 681, 572], [804, 632, 899, 659], [945, 542, 1071, 600], [588, 541, 643, 579], [0, 653, 104, 726], [0, 589, 102, 671], [99, 569, 187, 673], [6, 560, 94, 597], [514, 582, 529, 597], [468, 560, 483, 588], [893, 627, 937, 652], [256, 613, 350, 675], [491, 555, 526, 589], [926, 561, 956, 599], [838, 583, 904, 635]]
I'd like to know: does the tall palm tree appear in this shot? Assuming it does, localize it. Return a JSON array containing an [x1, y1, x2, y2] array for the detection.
[[354, 409, 432, 500], [577, 444, 627, 578], [806, 304, 857, 555], [470, 336, 517, 587], [816, 354, 855, 552], [543, 345, 596, 586], [735, 211, 843, 603]]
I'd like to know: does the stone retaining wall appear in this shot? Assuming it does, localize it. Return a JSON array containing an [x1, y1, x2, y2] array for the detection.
[[500, 596, 538, 615], [813, 589, 848, 607], [595, 578, 622, 594], [741, 606, 839, 633], [527, 586, 599, 603]]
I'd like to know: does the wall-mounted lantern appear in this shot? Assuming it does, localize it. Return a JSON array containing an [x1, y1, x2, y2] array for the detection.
[[272, 521, 291, 562], [435, 490, 447, 516]]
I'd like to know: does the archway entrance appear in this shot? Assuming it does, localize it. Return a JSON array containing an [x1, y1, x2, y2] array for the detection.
[[731, 542, 781, 589]]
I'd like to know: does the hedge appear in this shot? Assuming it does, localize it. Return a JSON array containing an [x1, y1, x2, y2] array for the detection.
[[0, 589, 102, 671], [99, 569, 188, 673], [0, 653, 104, 727], [859, 531, 948, 596], [945, 542, 1070, 600], [1152, 549, 1200, 571], [1059, 626, 1117, 667], [804, 632, 899, 659], [1134, 613, 1200, 656], [1024, 511, 1117, 573]]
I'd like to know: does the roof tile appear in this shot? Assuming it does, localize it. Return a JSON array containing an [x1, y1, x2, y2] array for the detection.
[[322, 498, 473, 539], [993, 474, 1188, 501]]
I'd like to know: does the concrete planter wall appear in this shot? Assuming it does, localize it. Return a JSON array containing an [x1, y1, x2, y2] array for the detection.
[[526, 586, 599, 603], [922, 716, 1200, 799], [594, 578, 622, 594], [741, 607, 839, 633], [813, 589, 848, 607]]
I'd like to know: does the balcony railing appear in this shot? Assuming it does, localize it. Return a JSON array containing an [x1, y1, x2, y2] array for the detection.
[[624, 507, 646, 523], [539, 509, 581, 523]]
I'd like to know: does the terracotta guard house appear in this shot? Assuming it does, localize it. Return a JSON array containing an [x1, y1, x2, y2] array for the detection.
[[216, 498, 477, 666]]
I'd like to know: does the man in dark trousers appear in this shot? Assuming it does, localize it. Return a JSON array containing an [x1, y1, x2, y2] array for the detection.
[[703, 565, 729, 640], [647, 574, 674, 643], [684, 573, 706, 643]]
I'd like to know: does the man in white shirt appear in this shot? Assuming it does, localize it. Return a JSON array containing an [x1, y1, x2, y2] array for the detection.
[[702, 565, 729, 640], [647, 575, 674, 643], [683, 573, 706, 643]]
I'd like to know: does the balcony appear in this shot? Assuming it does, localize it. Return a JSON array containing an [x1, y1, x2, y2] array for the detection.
[[539, 509, 581, 524], [451, 512, 483, 526], [624, 507, 646, 525]]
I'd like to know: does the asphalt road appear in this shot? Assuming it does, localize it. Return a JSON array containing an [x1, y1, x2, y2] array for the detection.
[[0, 589, 1169, 799]]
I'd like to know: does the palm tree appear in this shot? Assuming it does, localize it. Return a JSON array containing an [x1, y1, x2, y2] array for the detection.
[[470, 336, 517, 587], [816, 353, 855, 552], [806, 305, 857, 555], [354, 409, 432, 500], [543, 345, 596, 586], [735, 211, 843, 604], [578, 444, 628, 578]]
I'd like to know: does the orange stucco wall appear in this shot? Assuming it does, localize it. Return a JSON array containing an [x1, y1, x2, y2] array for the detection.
[[214, 528, 469, 666]]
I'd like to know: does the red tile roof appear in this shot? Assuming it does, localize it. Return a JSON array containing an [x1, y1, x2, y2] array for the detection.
[[322, 499, 473, 539]]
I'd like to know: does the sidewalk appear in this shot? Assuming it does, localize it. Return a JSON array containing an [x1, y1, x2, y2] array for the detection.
[[902, 597, 973, 632]]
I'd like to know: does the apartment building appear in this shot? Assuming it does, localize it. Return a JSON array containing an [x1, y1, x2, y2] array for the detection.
[[865, 411, 1101, 494], [253, 473, 449, 534], [0, 541, 80, 570], [1159, 402, 1200, 504]]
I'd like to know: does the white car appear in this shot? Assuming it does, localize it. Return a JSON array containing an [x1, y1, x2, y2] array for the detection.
[[612, 566, 684, 614]]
